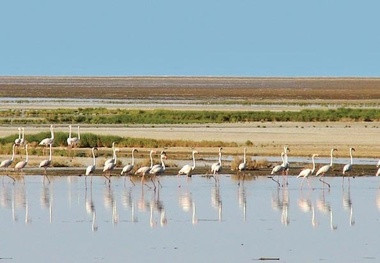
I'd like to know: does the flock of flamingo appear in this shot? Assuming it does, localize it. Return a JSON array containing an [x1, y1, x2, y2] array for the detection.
[[2, 125, 380, 190]]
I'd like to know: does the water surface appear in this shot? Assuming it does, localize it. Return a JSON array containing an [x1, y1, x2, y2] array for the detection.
[[1, 174, 379, 262]]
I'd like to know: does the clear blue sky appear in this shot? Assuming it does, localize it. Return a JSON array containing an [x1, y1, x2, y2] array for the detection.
[[1, 0, 379, 77]]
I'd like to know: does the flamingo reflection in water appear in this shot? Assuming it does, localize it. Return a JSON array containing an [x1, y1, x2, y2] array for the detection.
[[103, 184, 119, 225], [316, 190, 337, 230], [85, 183, 98, 231], [271, 186, 289, 225], [238, 182, 247, 222], [297, 191, 318, 227], [342, 185, 355, 226], [178, 188, 198, 225], [121, 186, 138, 223], [149, 188, 167, 227], [211, 184, 222, 222], [40, 183, 53, 223]]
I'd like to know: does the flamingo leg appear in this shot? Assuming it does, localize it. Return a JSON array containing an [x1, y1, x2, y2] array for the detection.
[[103, 173, 111, 184], [129, 175, 136, 186], [268, 176, 280, 187], [319, 174, 330, 188]]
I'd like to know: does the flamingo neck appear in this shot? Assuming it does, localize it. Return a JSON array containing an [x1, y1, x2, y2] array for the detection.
[[243, 149, 246, 164], [68, 126, 72, 139], [311, 156, 316, 172], [131, 150, 136, 165], [161, 155, 166, 170], [92, 148, 96, 165], [150, 151, 154, 168], [77, 126, 80, 139], [25, 145, 29, 162], [11, 144, 15, 160], [329, 150, 334, 166], [21, 128, 24, 140], [350, 149, 353, 165], [51, 126, 54, 139], [192, 152, 196, 169]]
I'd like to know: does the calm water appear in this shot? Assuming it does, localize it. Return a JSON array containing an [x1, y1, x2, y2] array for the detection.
[[1, 174, 380, 263]]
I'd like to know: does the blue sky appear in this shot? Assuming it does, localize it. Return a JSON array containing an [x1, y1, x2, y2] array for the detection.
[[1, 0, 379, 76]]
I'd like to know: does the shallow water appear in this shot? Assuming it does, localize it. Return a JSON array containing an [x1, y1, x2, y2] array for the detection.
[[1, 174, 380, 262]]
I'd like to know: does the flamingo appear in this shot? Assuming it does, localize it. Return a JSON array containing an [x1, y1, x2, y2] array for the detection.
[[39, 125, 54, 154], [121, 148, 138, 186], [39, 144, 52, 183], [238, 147, 247, 173], [297, 154, 318, 189], [104, 142, 116, 166], [15, 144, 29, 173], [85, 147, 98, 178], [315, 148, 338, 188], [178, 150, 198, 177], [342, 147, 355, 184], [210, 147, 223, 176], [269, 152, 286, 186], [0, 144, 16, 181], [135, 150, 156, 185], [14, 127, 22, 146], [149, 151, 167, 189], [67, 125, 81, 148], [102, 147, 119, 183]]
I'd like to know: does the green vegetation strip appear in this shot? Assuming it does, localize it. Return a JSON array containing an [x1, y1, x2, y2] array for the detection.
[[1, 107, 380, 124]]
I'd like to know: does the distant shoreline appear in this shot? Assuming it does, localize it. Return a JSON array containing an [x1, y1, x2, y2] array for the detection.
[[1, 76, 380, 101]]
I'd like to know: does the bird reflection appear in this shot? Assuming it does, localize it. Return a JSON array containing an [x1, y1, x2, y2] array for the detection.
[[85, 183, 98, 231], [342, 185, 355, 226], [316, 190, 337, 230], [40, 183, 53, 223], [211, 184, 222, 222], [149, 189, 167, 227], [297, 191, 318, 227], [271, 186, 289, 225], [103, 185, 119, 225], [178, 189, 198, 225], [121, 186, 138, 223], [238, 183, 247, 222]]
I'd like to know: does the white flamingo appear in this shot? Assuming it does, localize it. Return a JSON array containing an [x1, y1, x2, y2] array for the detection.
[[15, 144, 29, 173], [104, 142, 116, 166], [85, 147, 97, 177], [0, 144, 16, 181], [238, 147, 247, 173], [149, 151, 167, 189], [269, 152, 286, 186], [39, 125, 54, 154], [211, 147, 223, 175], [121, 148, 138, 186], [14, 127, 22, 146], [342, 147, 355, 184], [67, 125, 81, 147], [178, 150, 198, 177], [315, 148, 338, 188], [103, 147, 119, 183], [39, 144, 52, 183], [297, 154, 318, 189], [135, 150, 156, 177]]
